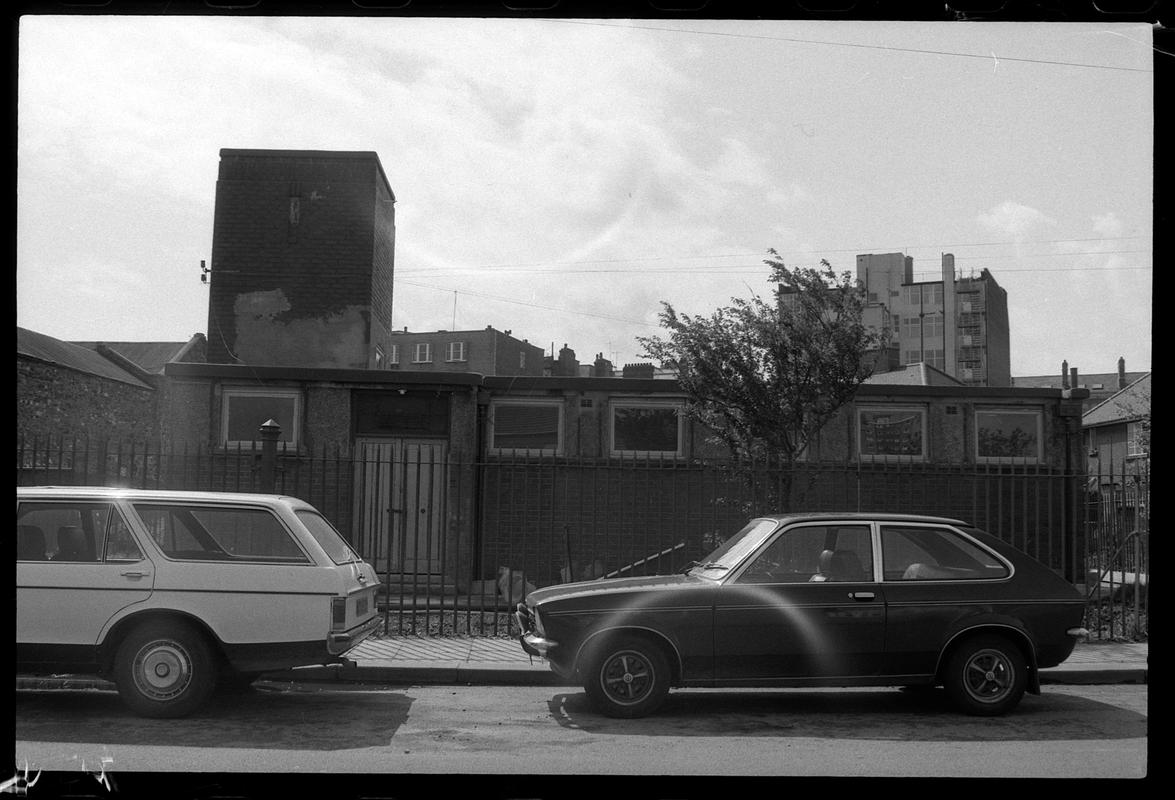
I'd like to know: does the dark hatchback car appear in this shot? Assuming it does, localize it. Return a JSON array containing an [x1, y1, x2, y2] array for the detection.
[[516, 513, 1087, 718]]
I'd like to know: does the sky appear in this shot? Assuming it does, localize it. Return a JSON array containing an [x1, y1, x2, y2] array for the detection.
[[16, 15, 1154, 378]]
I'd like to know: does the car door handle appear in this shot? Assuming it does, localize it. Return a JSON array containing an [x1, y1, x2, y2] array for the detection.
[[120, 571, 150, 579], [848, 592, 875, 601]]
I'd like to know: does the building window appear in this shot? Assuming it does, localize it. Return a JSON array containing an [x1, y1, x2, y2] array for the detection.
[[412, 343, 432, 364], [858, 406, 926, 461], [446, 341, 467, 362], [976, 409, 1042, 463], [610, 401, 684, 457], [221, 387, 301, 449], [489, 400, 562, 455], [923, 313, 943, 339], [519, 351, 527, 369], [904, 350, 922, 365], [924, 349, 945, 370], [374, 346, 385, 369], [901, 317, 920, 341], [389, 344, 400, 365], [1127, 422, 1147, 457]]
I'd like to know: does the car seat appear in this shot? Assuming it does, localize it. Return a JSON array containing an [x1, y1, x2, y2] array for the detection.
[[53, 526, 92, 561], [812, 548, 867, 582], [17, 525, 47, 560]]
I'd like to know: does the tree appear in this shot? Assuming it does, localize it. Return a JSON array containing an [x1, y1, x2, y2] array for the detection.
[[638, 251, 887, 511]]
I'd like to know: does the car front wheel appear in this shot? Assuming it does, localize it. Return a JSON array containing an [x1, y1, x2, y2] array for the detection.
[[583, 635, 671, 718], [113, 621, 218, 718], [943, 634, 1027, 716]]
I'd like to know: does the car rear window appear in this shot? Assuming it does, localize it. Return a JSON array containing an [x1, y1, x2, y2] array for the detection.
[[881, 525, 1010, 581], [133, 504, 311, 563], [295, 510, 360, 565]]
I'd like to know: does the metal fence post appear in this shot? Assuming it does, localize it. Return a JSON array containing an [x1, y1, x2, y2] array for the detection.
[[258, 420, 281, 493]]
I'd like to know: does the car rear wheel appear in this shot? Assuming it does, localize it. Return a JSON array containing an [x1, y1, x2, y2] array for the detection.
[[943, 635, 1027, 716], [114, 621, 217, 718], [583, 635, 671, 718]]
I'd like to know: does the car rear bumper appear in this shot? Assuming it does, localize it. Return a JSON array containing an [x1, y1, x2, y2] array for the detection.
[[328, 615, 383, 656]]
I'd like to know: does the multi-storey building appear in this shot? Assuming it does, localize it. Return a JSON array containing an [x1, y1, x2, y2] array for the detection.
[[856, 252, 1011, 387], [386, 326, 545, 376]]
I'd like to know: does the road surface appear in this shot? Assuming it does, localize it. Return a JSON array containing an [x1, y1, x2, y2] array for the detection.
[[13, 681, 1147, 782]]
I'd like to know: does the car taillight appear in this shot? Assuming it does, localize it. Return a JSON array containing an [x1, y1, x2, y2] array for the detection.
[[332, 596, 347, 631]]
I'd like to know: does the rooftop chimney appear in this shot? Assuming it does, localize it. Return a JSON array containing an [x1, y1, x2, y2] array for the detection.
[[622, 363, 655, 380], [1061, 360, 1069, 389], [1118, 356, 1126, 389]]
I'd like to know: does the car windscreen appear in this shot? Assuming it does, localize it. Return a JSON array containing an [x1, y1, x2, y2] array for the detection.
[[693, 518, 780, 574], [295, 510, 361, 565]]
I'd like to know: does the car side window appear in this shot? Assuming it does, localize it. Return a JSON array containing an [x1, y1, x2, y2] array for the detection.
[[881, 525, 1009, 581], [737, 524, 873, 584], [17, 502, 141, 564], [133, 504, 310, 563], [103, 511, 144, 562]]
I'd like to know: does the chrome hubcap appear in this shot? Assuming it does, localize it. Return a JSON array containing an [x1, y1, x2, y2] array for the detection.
[[133, 640, 192, 700]]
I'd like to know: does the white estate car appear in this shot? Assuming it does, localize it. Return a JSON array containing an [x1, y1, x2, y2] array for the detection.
[[16, 486, 381, 718]]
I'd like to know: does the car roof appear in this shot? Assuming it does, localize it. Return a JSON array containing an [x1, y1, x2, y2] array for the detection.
[[758, 511, 971, 526], [17, 486, 312, 507]]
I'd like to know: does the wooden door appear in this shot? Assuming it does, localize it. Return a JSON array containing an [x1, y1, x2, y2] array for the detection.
[[354, 438, 446, 574]]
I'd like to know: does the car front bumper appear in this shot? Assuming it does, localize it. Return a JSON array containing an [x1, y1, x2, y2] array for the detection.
[[520, 631, 556, 658]]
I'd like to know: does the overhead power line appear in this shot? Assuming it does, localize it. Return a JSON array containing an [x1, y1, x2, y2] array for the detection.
[[550, 19, 1156, 74], [394, 236, 1151, 276], [396, 279, 659, 327]]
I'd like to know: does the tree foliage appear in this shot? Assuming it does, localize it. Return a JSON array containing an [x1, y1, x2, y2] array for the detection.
[[638, 251, 887, 469]]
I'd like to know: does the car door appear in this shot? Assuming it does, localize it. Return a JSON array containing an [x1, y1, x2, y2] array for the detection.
[[17, 500, 155, 651], [713, 522, 886, 682], [878, 523, 1014, 678], [127, 500, 340, 648]]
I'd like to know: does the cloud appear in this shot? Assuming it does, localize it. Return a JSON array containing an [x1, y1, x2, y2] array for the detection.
[[976, 201, 1055, 240], [1091, 211, 1124, 238]]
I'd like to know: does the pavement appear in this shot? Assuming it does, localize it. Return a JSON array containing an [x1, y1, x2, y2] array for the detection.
[[275, 634, 1148, 687], [16, 636, 1147, 693]]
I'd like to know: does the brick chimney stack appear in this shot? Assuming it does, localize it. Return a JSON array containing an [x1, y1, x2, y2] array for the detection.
[[1118, 356, 1126, 389]]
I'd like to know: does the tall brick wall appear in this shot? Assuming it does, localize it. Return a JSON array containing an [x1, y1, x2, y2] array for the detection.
[[206, 150, 395, 369], [17, 359, 158, 442]]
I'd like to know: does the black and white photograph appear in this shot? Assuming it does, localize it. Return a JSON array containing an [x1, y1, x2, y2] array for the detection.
[[15, 6, 1151, 789]]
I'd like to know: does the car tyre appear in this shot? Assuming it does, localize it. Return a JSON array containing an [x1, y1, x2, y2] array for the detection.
[[114, 621, 217, 718], [943, 634, 1027, 716], [583, 635, 671, 719]]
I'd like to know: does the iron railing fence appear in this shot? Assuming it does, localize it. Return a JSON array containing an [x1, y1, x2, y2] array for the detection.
[[1083, 463, 1149, 640], [16, 434, 1146, 640]]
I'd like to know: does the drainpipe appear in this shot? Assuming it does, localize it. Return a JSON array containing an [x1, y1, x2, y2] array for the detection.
[[471, 386, 488, 586]]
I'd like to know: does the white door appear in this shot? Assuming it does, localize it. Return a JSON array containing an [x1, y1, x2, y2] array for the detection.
[[354, 438, 446, 575]]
